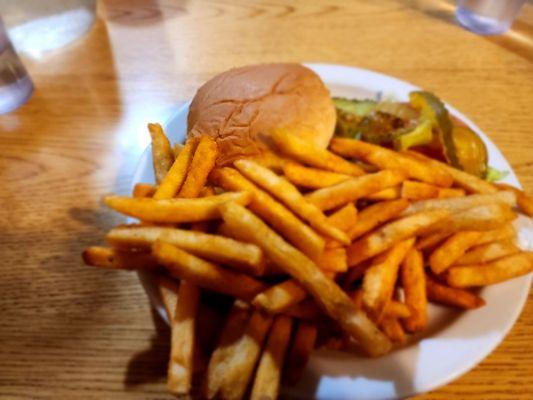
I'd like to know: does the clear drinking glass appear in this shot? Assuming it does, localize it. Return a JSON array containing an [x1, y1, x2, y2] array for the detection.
[[456, 0, 526, 35], [0, 17, 33, 114]]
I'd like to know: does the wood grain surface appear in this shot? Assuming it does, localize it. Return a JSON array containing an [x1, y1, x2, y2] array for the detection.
[[1, 0, 532, 398]]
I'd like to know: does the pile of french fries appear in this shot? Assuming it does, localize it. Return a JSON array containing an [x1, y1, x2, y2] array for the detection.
[[83, 122, 533, 399]]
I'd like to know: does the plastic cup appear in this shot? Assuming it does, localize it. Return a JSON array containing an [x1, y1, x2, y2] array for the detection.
[[456, 0, 526, 35]]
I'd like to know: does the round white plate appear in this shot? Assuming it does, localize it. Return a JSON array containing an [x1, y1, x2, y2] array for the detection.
[[132, 64, 532, 400]]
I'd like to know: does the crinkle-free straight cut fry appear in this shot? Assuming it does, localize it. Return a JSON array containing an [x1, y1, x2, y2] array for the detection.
[[81, 63, 533, 399]]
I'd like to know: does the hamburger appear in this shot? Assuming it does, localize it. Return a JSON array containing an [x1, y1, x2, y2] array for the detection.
[[187, 63, 336, 166]]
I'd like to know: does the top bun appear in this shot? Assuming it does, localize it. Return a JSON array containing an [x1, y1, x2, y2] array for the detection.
[[187, 63, 336, 166]]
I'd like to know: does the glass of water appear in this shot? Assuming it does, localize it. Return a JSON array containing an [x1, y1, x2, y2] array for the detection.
[[0, 17, 33, 114], [456, 0, 526, 35]]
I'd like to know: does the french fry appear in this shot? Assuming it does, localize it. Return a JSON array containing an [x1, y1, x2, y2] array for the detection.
[[429, 203, 516, 233], [446, 252, 533, 287], [283, 299, 322, 321], [148, 123, 174, 184], [429, 231, 483, 274], [475, 224, 515, 246], [362, 239, 415, 320], [248, 151, 287, 173], [283, 161, 350, 189], [366, 186, 401, 201], [401, 181, 439, 200], [438, 188, 466, 198], [204, 303, 251, 399], [426, 274, 485, 309], [327, 203, 358, 234], [454, 240, 520, 266], [348, 199, 409, 241], [384, 301, 411, 319], [172, 143, 184, 158], [219, 202, 392, 357], [250, 315, 293, 400], [402, 191, 516, 216], [179, 136, 218, 198], [154, 138, 197, 200], [284, 322, 318, 385], [168, 281, 200, 395], [82, 246, 158, 270], [494, 183, 533, 217], [344, 261, 373, 288], [306, 170, 407, 211], [272, 129, 365, 176], [152, 241, 267, 301], [347, 209, 448, 267], [155, 275, 180, 321], [235, 159, 350, 244], [416, 231, 451, 251], [211, 167, 325, 258], [331, 137, 453, 187], [252, 280, 307, 313], [404, 150, 497, 194], [379, 318, 406, 344], [351, 289, 364, 309], [218, 310, 274, 400], [133, 183, 156, 198], [104, 191, 252, 224], [315, 247, 348, 273], [108, 225, 264, 273], [401, 248, 427, 332]]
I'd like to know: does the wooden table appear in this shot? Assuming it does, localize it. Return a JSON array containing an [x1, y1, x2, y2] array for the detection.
[[1, 0, 532, 398]]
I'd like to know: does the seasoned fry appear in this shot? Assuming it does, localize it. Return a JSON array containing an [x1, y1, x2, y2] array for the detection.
[[218, 310, 274, 400], [104, 191, 251, 224], [152, 241, 267, 300], [168, 281, 200, 395], [235, 159, 350, 244], [379, 318, 406, 344], [155, 275, 180, 321], [179, 136, 218, 198], [154, 138, 197, 200], [327, 203, 358, 234], [284, 322, 318, 385], [475, 224, 515, 246], [495, 183, 533, 217], [429, 203, 516, 233], [204, 303, 251, 399], [248, 151, 287, 173], [211, 167, 325, 258], [416, 231, 451, 251], [108, 225, 264, 272], [366, 186, 401, 201], [148, 123, 174, 184], [219, 202, 392, 357], [362, 239, 415, 320], [331, 137, 453, 187], [447, 252, 533, 287], [272, 129, 365, 176], [426, 275, 485, 309], [402, 191, 516, 216], [283, 161, 350, 189], [250, 316, 293, 400], [384, 301, 411, 319], [401, 248, 427, 332], [348, 199, 409, 241], [429, 231, 483, 274], [405, 150, 497, 194], [306, 170, 407, 211], [252, 280, 307, 313], [347, 209, 448, 267], [315, 247, 348, 273], [133, 183, 156, 198], [401, 180, 439, 200], [454, 240, 520, 266], [82, 246, 158, 270]]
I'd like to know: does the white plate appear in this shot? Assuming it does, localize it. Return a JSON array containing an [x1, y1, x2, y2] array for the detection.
[[131, 64, 532, 400]]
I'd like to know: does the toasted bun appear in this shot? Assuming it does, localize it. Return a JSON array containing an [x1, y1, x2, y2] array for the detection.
[[187, 63, 336, 166]]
